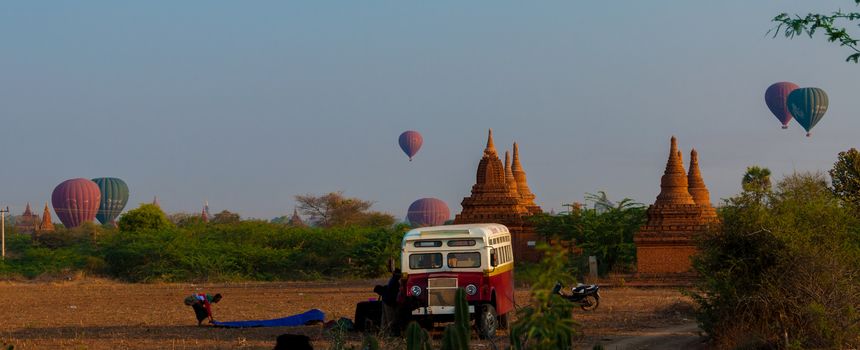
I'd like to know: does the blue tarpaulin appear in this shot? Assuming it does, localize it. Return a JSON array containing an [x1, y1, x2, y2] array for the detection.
[[212, 309, 325, 328]]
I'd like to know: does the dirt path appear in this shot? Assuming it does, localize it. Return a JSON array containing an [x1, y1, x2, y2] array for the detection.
[[587, 322, 706, 350]]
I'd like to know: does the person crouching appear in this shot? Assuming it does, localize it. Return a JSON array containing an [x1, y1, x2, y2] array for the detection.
[[184, 293, 222, 326]]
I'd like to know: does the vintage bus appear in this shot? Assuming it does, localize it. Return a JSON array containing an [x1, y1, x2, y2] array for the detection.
[[398, 223, 515, 338]]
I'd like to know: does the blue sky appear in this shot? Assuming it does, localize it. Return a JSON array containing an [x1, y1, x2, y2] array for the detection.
[[2, 1, 859, 220]]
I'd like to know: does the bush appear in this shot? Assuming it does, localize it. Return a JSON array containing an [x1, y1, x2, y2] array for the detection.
[[690, 172, 860, 348]]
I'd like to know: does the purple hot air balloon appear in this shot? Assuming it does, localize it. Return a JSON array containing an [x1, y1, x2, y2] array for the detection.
[[407, 198, 450, 227], [52, 178, 101, 228], [398, 130, 423, 161], [765, 82, 799, 129]]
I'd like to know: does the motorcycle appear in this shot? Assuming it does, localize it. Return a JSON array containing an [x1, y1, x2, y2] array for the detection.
[[552, 281, 600, 311]]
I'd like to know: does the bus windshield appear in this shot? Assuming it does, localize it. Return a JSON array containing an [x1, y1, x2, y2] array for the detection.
[[409, 253, 443, 269], [447, 252, 481, 268]]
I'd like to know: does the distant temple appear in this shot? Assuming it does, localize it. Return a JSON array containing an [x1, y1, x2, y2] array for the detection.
[[288, 208, 305, 227], [201, 202, 209, 223], [14, 203, 39, 234], [634, 136, 719, 275], [454, 129, 543, 262], [40, 203, 55, 233], [14, 202, 55, 236]]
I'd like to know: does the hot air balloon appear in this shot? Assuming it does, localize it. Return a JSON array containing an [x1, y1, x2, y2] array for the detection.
[[398, 130, 423, 161], [787, 87, 829, 137], [51, 178, 101, 228], [407, 198, 450, 227], [91, 177, 129, 225], [765, 82, 799, 129]]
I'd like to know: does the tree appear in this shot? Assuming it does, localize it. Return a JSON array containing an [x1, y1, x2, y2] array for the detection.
[[117, 204, 174, 233], [830, 148, 860, 207], [742, 166, 772, 194], [690, 172, 860, 348], [531, 192, 645, 276], [295, 192, 395, 228], [211, 210, 241, 224], [771, 1, 860, 63]]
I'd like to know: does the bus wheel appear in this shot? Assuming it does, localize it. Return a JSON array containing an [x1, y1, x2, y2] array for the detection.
[[477, 304, 498, 339]]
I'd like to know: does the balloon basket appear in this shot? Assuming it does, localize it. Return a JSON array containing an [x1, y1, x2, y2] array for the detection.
[[806, 133, 811, 137], [781, 125, 788, 129]]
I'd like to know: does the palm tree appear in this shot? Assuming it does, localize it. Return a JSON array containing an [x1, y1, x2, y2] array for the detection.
[[742, 166, 772, 193]]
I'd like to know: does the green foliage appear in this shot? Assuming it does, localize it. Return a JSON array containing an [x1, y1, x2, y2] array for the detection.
[[360, 333, 380, 350], [1, 217, 407, 282], [510, 244, 579, 350], [771, 2, 860, 63], [742, 165, 772, 195], [440, 323, 468, 350], [690, 172, 860, 348], [830, 148, 860, 207], [405, 321, 432, 350], [211, 210, 240, 224], [118, 204, 173, 233], [531, 193, 645, 276], [453, 288, 470, 338]]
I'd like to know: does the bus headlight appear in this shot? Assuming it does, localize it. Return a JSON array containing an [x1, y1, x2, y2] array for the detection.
[[465, 284, 478, 296], [410, 285, 422, 296]]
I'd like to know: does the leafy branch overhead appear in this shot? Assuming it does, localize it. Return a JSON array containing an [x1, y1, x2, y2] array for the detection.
[[771, 1, 860, 63]]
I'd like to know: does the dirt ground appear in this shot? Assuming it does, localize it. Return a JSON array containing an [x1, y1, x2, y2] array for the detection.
[[0, 278, 700, 349]]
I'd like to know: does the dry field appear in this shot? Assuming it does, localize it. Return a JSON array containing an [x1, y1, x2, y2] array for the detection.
[[0, 278, 696, 349]]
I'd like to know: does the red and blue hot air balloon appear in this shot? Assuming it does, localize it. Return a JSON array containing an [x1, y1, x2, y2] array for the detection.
[[407, 198, 450, 227], [765, 82, 799, 129], [52, 178, 101, 228], [398, 130, 423, 161], [787, 87, 829, 137]]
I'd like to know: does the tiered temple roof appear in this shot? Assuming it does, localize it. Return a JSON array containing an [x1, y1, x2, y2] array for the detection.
[[40, 203, 54, 232], [454, 129, 542, 261], [635, 136, 719, 275], [15, 203, 39, 234]]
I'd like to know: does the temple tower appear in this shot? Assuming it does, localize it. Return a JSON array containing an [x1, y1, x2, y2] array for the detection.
[[687, 149, 718, 220], [289, 208, 305, 227], [634, 136, 717, 275], [511, 143, 540, 214], [504, 151, 519, 198], [15, 203, 39, 234], [454, 129, 542, 261], [39, 203, 55, 233]]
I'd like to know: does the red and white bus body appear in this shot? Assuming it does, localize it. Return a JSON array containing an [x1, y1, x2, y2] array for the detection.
[[399, 224, 515, 331]]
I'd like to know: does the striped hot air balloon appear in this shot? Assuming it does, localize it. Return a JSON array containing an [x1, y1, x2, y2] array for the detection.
[[407, 198, 450, 227], [92, 177, 129, 225], [52, 178, 101, 228], [398, 130, 423, 161], [787, 87, 829, 137], [765, 82, 799, 129]]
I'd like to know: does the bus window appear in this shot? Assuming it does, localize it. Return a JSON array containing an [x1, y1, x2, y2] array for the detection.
[[410, 253, 443, 269], [414, 241, 442, 248], [447, 240, 476, 247], [447, 252, 481, 268]]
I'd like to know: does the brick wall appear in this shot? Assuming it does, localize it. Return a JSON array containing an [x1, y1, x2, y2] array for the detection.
[[636, 245, 697, 274]]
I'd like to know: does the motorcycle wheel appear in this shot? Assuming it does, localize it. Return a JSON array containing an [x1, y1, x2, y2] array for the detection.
[[580, 295, 599, 311]]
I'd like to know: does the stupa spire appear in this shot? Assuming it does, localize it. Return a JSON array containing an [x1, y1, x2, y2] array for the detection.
[[201, 202, 209, 223], [484, 129, 497, 156], [504, 151, 519, 197], [688, 149, 718, 220], [289, 208, 305, 226], [40, 202, 54, 232], [511, 142, 537, 207], [23, 203, 33, 216], [655, 136, 695, 205]]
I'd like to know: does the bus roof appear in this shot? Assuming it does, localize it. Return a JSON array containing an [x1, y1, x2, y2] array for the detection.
[[402, 223, 510, 242]]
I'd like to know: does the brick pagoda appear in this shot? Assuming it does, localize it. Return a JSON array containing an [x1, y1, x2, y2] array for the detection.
[[454, 129, 543, 262], [634, 136, 718, 275], [39, 203, 55, 233], [14, 203, 39, 234]]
